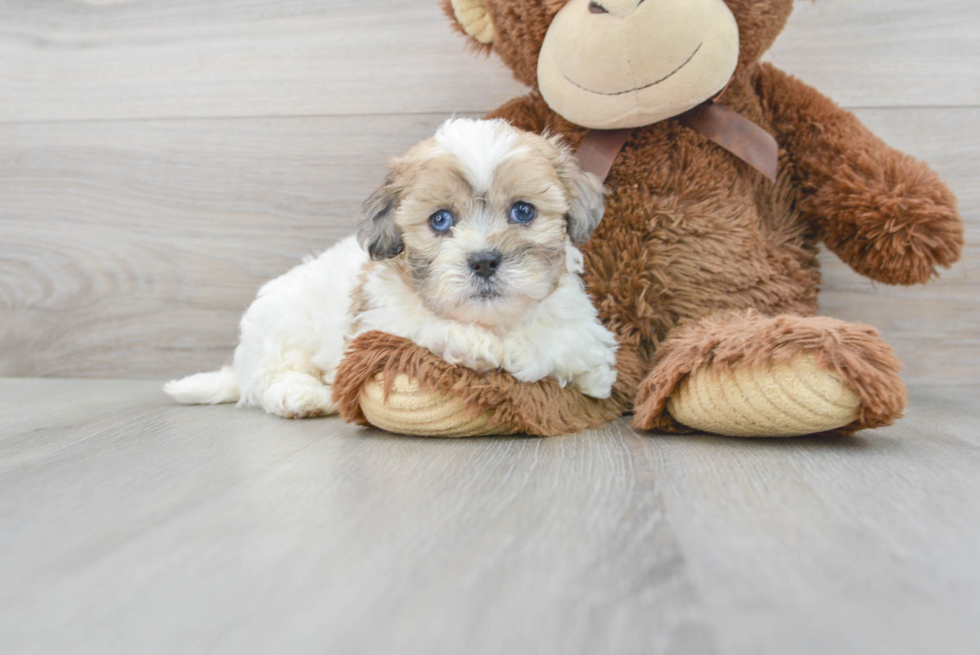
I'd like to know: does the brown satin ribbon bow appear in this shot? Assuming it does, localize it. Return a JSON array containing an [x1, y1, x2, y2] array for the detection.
[[575, 101, 779, 183]]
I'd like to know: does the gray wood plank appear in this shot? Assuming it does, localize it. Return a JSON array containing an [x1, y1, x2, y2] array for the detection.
[[768, 0, 980, 109], [1, 108, 975, 382], [0, 379, 714, 655], [647, 383, 980, 655], [0, 0, 527, 123], [0, 113, 467, 378], [1, 378, 978, 654], [0, 0, 976, 124]]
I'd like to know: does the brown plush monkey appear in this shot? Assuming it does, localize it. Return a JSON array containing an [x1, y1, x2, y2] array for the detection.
[[333, 0, 964, 438]]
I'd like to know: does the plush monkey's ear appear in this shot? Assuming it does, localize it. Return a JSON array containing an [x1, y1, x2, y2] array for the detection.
[[357, 178, 404, 261], [443, 0, 496, 46]]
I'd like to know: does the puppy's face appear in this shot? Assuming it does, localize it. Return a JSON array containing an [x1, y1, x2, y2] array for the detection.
[[358, 119, 604, 326]]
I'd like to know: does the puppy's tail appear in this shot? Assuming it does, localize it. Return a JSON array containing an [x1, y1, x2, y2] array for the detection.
[[163, 367, 240, 405]]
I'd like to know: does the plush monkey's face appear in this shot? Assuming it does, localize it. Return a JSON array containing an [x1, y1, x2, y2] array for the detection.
[[538, 0, 738, 129], [446, 0, 795, 129]]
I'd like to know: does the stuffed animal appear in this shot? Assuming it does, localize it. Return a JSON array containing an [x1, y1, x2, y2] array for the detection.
[[332, 0, 964, 438]]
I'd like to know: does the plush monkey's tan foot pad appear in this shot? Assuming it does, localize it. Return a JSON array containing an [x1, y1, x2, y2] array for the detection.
[[667, 354, 861, 437], [359, 373, 515, 437]]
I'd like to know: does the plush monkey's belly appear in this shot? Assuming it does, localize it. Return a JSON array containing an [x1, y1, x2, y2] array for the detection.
[[576, 120, 820, 359]]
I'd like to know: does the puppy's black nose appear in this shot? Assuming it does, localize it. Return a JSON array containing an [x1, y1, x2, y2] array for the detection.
[[468, 250, 502, 279]]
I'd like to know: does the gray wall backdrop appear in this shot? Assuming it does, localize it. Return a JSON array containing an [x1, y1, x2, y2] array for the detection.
[[1, 0, 977, 383]]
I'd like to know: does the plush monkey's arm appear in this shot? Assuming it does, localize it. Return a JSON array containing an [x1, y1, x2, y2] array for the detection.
[[334, 332, 642, 437], [757, 63, 963, 285]]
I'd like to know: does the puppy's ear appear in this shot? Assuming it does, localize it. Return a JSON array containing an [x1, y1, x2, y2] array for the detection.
[[357, 178, 404, 260], [564, 168, 605, 244], [549, 136, 606, 244]]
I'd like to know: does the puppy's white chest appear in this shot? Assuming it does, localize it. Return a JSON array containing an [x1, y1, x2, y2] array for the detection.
[[354, 265, 508, 371], [353, 261, 618, 398]]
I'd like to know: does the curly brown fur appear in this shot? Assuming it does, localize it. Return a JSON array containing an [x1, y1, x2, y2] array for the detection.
[[757, 64, 964, 285], [488, 78, 825, 360], [725, 0, 797, 67]]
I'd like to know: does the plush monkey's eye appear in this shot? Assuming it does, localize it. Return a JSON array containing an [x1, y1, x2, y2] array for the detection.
[[428, 209, 454, 233], [509, 201, 537, 225], [588, 2, 609, 14]]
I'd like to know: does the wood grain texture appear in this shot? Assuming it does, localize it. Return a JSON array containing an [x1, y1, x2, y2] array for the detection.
[[0, 378, 714, 655], [1, 109, 975, 381], [767, 0, 980, 108], [0, 0, 527, 123], [0, 0, 976, 125], [1, 377, 978, 654], [648, 384, 980, 655], [0, 113, 467, 377]]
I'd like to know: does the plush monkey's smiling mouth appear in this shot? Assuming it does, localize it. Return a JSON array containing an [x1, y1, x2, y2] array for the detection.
[[563, 42, 703, 96]]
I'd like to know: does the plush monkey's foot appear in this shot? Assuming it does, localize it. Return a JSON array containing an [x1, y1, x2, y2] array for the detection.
[[333, 331, 642, 438], [633, 312, 907, 437], [359, 373, 514, 437], [665, 354, 860, 437]]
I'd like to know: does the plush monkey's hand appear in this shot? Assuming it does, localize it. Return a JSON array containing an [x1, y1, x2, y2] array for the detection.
[[333, 331, 635, 438], [760, 64, 964, 286]]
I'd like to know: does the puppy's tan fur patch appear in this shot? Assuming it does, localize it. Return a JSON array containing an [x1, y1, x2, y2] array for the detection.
[[368, 128, 593, 327]]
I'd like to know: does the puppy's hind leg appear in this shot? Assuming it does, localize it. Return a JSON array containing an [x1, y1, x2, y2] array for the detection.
[[260, 369, 337, 419], [233, 235, 365, 419]]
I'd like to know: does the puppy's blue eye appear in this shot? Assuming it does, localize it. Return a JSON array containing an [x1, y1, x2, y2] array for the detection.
[[509, 201, 537, 224], [428, 210, 454, 233]]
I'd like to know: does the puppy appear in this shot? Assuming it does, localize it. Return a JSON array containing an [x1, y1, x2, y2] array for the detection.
[[164, 119, 618, 419]]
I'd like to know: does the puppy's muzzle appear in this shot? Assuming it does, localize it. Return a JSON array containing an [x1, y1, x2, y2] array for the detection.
[[468, 250, 503, 279]]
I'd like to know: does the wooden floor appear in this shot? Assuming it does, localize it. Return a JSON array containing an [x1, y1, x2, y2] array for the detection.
[[2, 1, 979, 652], [1, 379, 978, 655]]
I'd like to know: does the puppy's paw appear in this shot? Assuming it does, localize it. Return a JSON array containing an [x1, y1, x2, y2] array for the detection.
[[506, 357, 553, 385], [502, 337, 552, 384], [441, 334, 503, 373], [573, 364, 617, 399], [262, 373, 336, 419]]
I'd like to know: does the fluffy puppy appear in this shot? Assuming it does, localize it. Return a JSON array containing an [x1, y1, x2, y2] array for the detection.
[[164, 119, 618, 419]]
